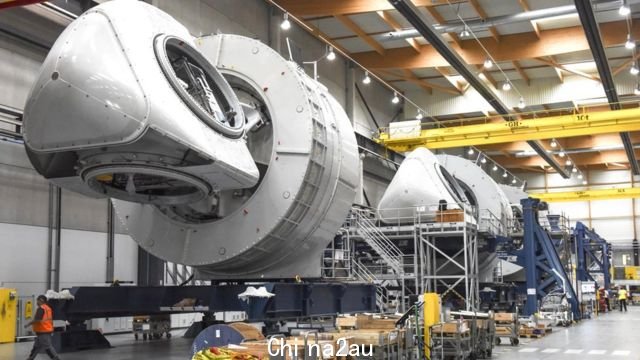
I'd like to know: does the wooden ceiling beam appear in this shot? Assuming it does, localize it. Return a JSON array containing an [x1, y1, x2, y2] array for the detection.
[[476, 65, 498, 89], [468, 0, 500, 43], [517, 0, 541, 38], [378, 69, 462, 95], [512, 60, 530, 86], [402, 69, 433, 94], [376, 11, 421, 53], [351, 21, 640, 69], [271, 0, 464, 17], [335, 14, 386, 55], [613, 52, 640, 76], [497, 149, 640, 168], [535, 56, 601, 82], [425, 6, 463, 48]]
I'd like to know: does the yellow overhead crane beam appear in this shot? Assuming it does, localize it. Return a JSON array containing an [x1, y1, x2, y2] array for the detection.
[[530, 187, 640, 202], [376, 107, 640, 152]]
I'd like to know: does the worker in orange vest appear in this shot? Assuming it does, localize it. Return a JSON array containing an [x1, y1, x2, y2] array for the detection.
[[24, 295, 61, 360]]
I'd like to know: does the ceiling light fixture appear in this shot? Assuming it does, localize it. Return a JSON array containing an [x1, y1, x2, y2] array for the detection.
[[631, 63, 639, 75], [572, 167, 578, 173], [550, 139, 558, 148], [512, 178, 517, 184], [558, 151, 566, 157], [460, 26, 470, 38], [566, 159, 573, 166], [481, 157, 487, 164], [280, 12, 291, 30], [484, 58, 493, 69], [326, 46, 336, 61], [578, 173, 584, 179], [468, 148, 475, 155], [362, 71, 371, 85], [582, 180, 588, 185], [391, 92, 400, 104], [620, 0, 631, 16], [626, 34, 636, 49], [503, 171, 508, 178], [517, 97, 526, 109], [416, 110, 424, 120], [502, 82, 512, 91], [635, 83, 640, 95], [492, 165, 498, 171]]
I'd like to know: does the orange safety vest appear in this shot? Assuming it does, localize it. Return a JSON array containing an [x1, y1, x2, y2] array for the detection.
[[33, 304, 54, 333]]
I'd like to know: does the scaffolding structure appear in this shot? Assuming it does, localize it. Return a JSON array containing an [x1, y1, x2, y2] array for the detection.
[[323, 203, 483, 313]]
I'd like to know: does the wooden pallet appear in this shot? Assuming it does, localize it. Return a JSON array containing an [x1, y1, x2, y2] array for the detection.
[[519, 333, 544, 339]]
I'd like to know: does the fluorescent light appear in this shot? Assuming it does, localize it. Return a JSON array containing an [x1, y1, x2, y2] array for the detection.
[[362, 71, 371, 85], [326, 46, 336, 61], [484, 58, 493, 69], [280, 13, 291, 30]]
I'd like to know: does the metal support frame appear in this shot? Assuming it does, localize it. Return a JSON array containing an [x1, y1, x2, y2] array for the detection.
[[574, 0, 640, 175], [520, 198, 580, 319], [47, 185, 62, 292], [418, 208, 479, 311], [387, 0, 570, 177], [574, 222, 611, 290], [106, 200, 115, 283]]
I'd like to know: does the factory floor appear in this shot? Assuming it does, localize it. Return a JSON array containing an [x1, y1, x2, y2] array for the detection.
[[493, 306, 640, 359], [1, 308, 639, 359], [0, 331, 192, 360]]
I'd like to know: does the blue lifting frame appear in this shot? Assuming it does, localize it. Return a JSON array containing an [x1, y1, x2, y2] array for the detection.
[[574, 221, 611, 290], [521, 198, 581, 320]]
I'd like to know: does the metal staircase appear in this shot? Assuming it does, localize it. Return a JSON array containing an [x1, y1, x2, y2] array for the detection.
[[352, 210, 405, 275]]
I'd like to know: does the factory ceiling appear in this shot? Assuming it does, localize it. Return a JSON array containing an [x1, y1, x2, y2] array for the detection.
[[271, 0, 640, 174]]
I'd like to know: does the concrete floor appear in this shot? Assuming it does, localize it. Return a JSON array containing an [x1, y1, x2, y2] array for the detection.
[[0, 330, 193, 360], [493, 307, 640, 359], [1, 308, 639, 359]]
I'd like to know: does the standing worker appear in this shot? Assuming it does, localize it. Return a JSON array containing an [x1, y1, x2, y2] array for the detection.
[[24, 295, 61, 360], [618, 286, 629, 313], [604, 288, 611, 312]]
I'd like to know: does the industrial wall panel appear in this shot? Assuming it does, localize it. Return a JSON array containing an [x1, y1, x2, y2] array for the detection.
[[590, 199, 633, 218], [590, 218, 635, 242], [0, 36, 43, 109], [0, 223, 138, 297]]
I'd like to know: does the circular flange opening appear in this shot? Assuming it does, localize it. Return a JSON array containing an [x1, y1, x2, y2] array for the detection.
[[84, 165, 211, 205], [155, 35, 245, 138]]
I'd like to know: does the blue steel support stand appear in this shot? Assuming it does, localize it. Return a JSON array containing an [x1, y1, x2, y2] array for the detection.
[[574, 222, 611, 290], [522, 198, 581, 320]]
